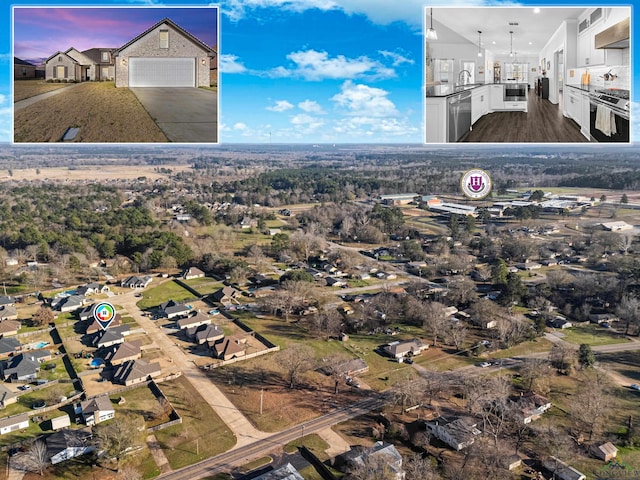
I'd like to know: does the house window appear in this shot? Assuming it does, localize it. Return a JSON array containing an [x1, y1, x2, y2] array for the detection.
[[58, 56, 62, 62], [159, 30, 169, 49], [101, 51, 109, 62], [22, 68, 27, 76]]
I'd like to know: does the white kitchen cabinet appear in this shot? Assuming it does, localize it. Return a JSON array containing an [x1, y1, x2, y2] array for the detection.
[[471, 86, 489, 124], [489, 85, 504, 110], [503, 101, 527, 111], [425, 97, 447, 143], [566, 87, 582, 125], [576, 7, 607, 66], [580, 91, 590, 139]]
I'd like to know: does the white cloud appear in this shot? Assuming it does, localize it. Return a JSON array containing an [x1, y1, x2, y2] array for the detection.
[[0, 94, 7, 105], [291, 113, 324, 128], [379, 50, 414, 67], [632, 102, 640, 143], [269, 50, 395, 81], [220, 54, 248, 74], [0, 107, 11, 142], [233, 122, 249, 130], [332, 116, 419, 137], [223, 0, 493, 28], [331, 80, 399, 117], [267, 100, 295, 112], [298, 100, 325, 114]]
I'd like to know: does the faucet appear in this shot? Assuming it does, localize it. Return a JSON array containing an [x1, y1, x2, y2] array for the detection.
[[458, 70, 472, 85]]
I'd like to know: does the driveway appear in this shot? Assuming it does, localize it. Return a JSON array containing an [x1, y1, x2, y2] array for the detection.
[[130, 87, 218, 143]]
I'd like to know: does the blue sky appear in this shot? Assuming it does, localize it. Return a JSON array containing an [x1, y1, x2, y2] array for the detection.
[[0, 0, 637, 143]]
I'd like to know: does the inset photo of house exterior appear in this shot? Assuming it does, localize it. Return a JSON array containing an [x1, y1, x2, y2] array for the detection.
[[12, 6, 219, 144]]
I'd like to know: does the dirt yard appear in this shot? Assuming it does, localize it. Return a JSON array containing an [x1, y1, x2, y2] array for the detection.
[[13, 79, 75, 102], [14, 82, 168, 143]]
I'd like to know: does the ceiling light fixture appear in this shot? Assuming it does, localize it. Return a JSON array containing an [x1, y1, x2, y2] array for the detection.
[[477, 31, 483, 57], [534, 7, 541, 13], [426, 8, 438, 40], [509, 31, 514, 57]]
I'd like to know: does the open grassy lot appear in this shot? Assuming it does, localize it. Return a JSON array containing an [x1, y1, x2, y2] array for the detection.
[[182, 277, 224, 295], [136, 280, 197, 310], [14, 82, 167, 143], [558, 324, 630, 346], [13, 79, 75, 102], [153, 375, 235, 469], [112, 384, 170, 429], [490, 337, 555, 359]]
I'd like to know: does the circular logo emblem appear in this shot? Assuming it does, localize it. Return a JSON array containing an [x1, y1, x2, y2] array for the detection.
[[461, 169, 492, 200], [93, 302, 115, 328]]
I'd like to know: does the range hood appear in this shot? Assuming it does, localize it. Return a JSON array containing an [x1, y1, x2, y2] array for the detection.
[[595, 17, 630, 49]]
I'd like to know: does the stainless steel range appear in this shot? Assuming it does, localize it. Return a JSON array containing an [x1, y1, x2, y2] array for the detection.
[[589, 88, 630, 142]]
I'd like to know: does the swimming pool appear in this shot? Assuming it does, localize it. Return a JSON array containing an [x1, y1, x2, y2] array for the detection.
[[34, 341, 49, 349]]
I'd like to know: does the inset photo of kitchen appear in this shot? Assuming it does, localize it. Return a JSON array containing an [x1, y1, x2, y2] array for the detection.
[[424, 6, 631, 144]]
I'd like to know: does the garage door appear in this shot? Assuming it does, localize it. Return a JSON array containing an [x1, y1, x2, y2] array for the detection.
[[129, 57, 195, 87]]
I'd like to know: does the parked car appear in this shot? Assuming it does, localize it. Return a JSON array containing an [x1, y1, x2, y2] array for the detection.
[[17, 385, 31, 391], [630, 384, 640, 391], [404, 357, 414, 365], [476, 362, 491, 368], [208, 309, 220, 315]]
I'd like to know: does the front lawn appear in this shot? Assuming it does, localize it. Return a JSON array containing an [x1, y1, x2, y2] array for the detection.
[[559, 324, 630, 346], [13, 79, 75, 102], [136, 280, 197, 310], [14, 81, 168, 143]]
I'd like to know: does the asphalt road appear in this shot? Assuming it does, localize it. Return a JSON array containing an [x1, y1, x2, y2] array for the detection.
[[157, 396, 386, 480]]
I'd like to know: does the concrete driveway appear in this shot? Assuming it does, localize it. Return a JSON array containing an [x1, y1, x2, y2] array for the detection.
[[130, 87, 217, 143]]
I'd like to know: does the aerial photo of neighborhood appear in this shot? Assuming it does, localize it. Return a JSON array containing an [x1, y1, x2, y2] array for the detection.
[[0, 144, 638, 480]]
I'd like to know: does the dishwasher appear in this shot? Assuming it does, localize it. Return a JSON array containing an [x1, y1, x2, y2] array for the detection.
[[447, 91, 472, 142]]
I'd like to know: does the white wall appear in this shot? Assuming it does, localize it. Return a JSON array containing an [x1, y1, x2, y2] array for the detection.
[[427, 41, 484, 84], [539, 20, 574, 104]]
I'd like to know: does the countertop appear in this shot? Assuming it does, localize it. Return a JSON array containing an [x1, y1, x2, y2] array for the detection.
[[425, 83, 490, 98], [426, 83, 526, 98], [565, 84, 600, 93]]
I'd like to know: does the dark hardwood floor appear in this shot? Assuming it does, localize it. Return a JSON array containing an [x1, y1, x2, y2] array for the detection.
[[463, 90, 588, 143]]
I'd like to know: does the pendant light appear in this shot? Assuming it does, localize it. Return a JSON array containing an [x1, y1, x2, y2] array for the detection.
[[477, 31, 483, 57], [426, 8, 438, 40], [509, 31, 514, 57]]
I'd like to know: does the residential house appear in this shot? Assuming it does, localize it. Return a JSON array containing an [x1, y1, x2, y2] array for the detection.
[[0, 296, 15, 307], [121, 275, 152, 289], [542, 457, 586, 480], [0, 384, 17, 408], [78, 304, 95, 322], [86, 313, 122, 335], [101, 340, 142, 366], [160, 300, 191, 319], [49, 414, 71, 431], [211, 286, 242, 305], [0, 337, 22, 358], [210, 46, 218, 86], [325, 277, 347, 287], [517, 262, 542, 271], [0, 306, 18, 321], [212, 335, 247, 360], [29, 349, 53, 364], [46, 428, 94, 465], [548, 316, 573, 329], [182, 266, 205, 280], [76, 283, 109, 297], [112, 359, 161, 386], [0, 320, 20, 337], [93, 328, 128, 349], [325, 358, 369, 377], [591, 442, 618, 462], [252, 463, 304, 480], [426, 416, 481, 451], [114, 18, 215, 88], [339, 442, 405, 480], [1, 353, 41, 381], [240, 217, 257, 229], [589, 313, 618, 324], [383, 339, 429, 359], [45, 47, 114, 82], [53, 294, 85, 313], [177, 311, 210, 330], [0, 413, 29, 434], [78, 396, 115, 426], [512, 393, 552, 424], [188, 324, 224, 345], [14, 57, 36, 79]]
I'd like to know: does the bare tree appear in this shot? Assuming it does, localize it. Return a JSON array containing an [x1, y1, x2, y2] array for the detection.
[[278, 344, 316, 389], [390, 377, 425, 412], [420, 367, 450, 405], [320, 352, 352, 394], [444, 322, 468, 351], [616, 294, 640, 335], [519, 358, 550, 393], [404, 453, 439, 480], [570, 370, 611, 441], [24, 440, 49, 476], [549, 342, 578, 375], [117, 465, 143, 480], [346, 451, 398, 480], [95, 414, 144, 469], [423, 301, 449, 346]]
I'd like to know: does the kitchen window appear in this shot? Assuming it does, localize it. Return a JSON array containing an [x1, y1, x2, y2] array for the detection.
[[159, 30, 169, 49]]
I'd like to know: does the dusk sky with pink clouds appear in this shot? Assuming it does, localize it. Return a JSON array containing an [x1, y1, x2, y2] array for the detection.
[[13, 7, 218, 63]]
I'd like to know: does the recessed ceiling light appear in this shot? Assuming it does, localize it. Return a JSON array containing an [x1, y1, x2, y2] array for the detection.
[[534, 8, 541, 13], [529, 42, 533, 45], [492, 41, 496, 45]]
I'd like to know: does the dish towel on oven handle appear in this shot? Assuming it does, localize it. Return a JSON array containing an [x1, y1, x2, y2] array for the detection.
[[595, 104, 617, 137]]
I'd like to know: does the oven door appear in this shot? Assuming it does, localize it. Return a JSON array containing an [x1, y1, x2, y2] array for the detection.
[[504, 84, 526, 102], [589, 99, 629, 142]]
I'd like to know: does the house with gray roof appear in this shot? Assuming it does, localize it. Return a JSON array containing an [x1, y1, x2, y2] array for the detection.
[[211, 286, 241, 305], [160, 300, 191, 319], [0, 384, 17, 408], [252, 463, 304, 480], [121, 275, 152, 289], [211, 335, 247, 360], [1, 353, 42, 381], [338, 442, 405, 480], [0, 296, 15, 307], [0, 305, 18, 321], [426, 416, 481, 451], [46, 428, 94, 464], [0, 413, 29, 435], [93, 330, 125, 349], [177, 311, 210, 330], [383, 339, 429, 359], [182, 266, 205, 279], [78, 396, 114, 425], [53, 294, 86, 313], [191, 324, 224, 345], [112, 359, 161, 386], [0, 337, 22, 357], [102, 340, 141, 366]]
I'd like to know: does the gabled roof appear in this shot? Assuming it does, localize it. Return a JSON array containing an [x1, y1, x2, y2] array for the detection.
[[193, 324, 223, 344], [0, 413, 28, 430], [80, 48, 116, 64], [252, 463, 304, 480], [0, 306, 18, 319], [112, 359, 161, 384], [3, 353, 39, 377], [94, 330, 124, 347], [177, 311, 210, 329], [0, 337, 21, 354], [116, 18, 214, 55], [45, 50, 78, 64], [0, 384, 16, 403], [80, 396, 113, 415], [103, 340, 141, 363], [0, 296, 15, 306], [46, 428, 92, 458], [14, 57, 35, 67]]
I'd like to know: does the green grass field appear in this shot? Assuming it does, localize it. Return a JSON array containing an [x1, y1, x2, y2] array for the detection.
[[559, 324, 630, 346], [136, 280, 197, 310]]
